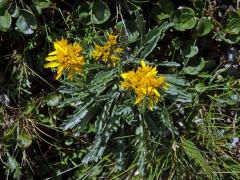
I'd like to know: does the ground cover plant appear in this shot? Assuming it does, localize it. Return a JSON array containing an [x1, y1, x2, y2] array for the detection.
[[1, 0, 240, 179]]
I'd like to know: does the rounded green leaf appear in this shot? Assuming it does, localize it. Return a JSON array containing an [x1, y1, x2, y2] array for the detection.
[[7, 155, 20, 172], [173, 7, 197, 31], [16, 10, 37, 34], [19, 131, 32, 148], [46, 93, 62, 107], [91, 2, 110, 24], [11, 6, 20, 18], [185, 45, 199, 58], [181, 41, 199, 58], [0, 10, 12, 31], [183, 58, 205, 75], [195, 83, 207, 93], [151, 0, 175, 21], [197, 17, 213, 36], [77, 2, 91, 24]]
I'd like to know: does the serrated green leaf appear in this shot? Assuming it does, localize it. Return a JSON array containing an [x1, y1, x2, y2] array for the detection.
[[91, 70, 115, 85], [84, 63, 105, 71], [116, 20, 140, 43], [140, 22, 174, 58], [58, 92, 89, 107], [82, 91, 121, 163], [63, 100, 94, 130], [165, 74, 189, 86], [166, 85, 193, 103], [115, 102, 134, 122], [90, 69, 116, 94], [136, 11, 146, 36]]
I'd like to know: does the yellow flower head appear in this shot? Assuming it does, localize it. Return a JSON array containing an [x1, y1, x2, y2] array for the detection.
[[92, 34, 123, 66], [120, 60, 169, 111], [45, 38, 85, 80]]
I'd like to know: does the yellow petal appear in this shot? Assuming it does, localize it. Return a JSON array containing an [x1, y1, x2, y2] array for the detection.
[[110, 55, 120, 62], [95, 44, 102, 49], [158, 76, 166, 83], [92, 50, 102, 59], [153, 89, 160, 97], [48, 51, 57, 56], [135, 95, 144, 105], [148, 99, 153, 111], [141, 59, 146, 68], [56, 66, 64, 79], [54, 42, 67, 54], [115, 47, 123, 54], [45, 56, 58, 61], [67, 70, 75, 80], [121, 73, 128, 79], [44, 62, 60, 68], [148, 67, 157, 76]]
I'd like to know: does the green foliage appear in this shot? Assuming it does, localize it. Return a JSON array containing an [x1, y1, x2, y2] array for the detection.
[[196, 17, 213, 36], [182, 138, 213, 178], [91, 2, 110, 24], [16, 10, 37, 34], [173, 7, 197, 31], [151, 0, 175, 21], [0, 10, 11, 31], [183, 58, 205, 75], [224, 10, 240, 35]]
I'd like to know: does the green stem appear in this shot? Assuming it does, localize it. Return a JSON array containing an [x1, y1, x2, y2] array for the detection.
[[138, 98, 147, 177]]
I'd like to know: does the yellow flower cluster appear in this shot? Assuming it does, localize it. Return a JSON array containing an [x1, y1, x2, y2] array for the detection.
[[45, 38, 85, 80], [45, 36, 169, 111], [92, 34, 123, 66], [121, 60, 169, 111]]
